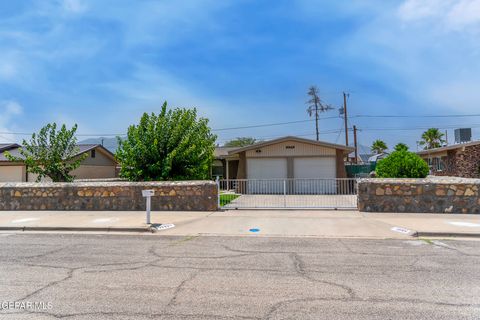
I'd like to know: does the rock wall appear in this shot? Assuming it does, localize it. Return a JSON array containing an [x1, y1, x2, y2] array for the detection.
[[0, 181, 218, 211], [358, 177, 480, 214]]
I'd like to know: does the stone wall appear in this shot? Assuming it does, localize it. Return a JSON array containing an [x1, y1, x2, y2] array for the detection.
[[358, 177, 480, 214], [0, 181, 218, 211]]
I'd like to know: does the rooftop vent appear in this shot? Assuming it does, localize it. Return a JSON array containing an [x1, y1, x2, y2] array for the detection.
[[454, 128, 472, 144]]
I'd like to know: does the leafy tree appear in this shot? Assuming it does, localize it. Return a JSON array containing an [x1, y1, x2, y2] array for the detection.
[[224, 137, 258, 147], [394, 143, 409, 152], [376, 150, 429, 178], [419, 128, 445, 150], [5, 123, 86, 182], [116, 102, 216, 181], [371, 140, 388, 154]]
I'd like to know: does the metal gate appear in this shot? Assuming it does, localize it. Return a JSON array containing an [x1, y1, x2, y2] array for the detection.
[[217, 178, 358, 209]]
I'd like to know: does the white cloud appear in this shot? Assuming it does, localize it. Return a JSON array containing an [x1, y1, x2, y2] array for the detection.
[[398, 0, 480, 31], [0, 100, 23, 142], [62, 0, 87, 14], [447, 0, 480, 29], [3, 100, 22, 115], [398, 0, 451, 21]]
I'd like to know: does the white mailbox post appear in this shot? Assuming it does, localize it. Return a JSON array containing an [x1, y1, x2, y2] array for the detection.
[[142, 189, 155, 224]]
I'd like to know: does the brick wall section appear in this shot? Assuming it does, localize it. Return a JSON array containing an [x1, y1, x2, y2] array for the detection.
[[454, 144, 480, 178], [429, 144, 480, 178], [0, 181, 218, 211], [358, 177, 480, 214]]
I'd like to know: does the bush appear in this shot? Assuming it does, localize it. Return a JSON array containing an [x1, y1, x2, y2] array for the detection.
[[375, 150, 429, 178]]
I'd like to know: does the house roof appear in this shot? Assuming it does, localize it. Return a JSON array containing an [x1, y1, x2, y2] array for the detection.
[[0, 144, 116, 162], [367, 153, 388, 162], [214, 147, 239, 158], [0, 143, 20, 153], [417, 140, 480, 155], [227, 136, 355, 155]]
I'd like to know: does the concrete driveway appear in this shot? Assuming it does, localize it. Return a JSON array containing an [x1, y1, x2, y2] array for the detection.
[[223, 194, 357, 209]]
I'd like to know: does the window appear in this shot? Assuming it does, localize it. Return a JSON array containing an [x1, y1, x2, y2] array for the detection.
[[430, 157, 445, 171], [91, 150, 96, 158]]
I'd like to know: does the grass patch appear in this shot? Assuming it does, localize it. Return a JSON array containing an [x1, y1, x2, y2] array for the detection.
[[420, 238, 434, 245], [220, 193, 239, 206]]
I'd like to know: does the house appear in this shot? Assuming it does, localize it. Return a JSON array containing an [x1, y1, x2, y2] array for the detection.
[[367, 153, 388, 163], [214, 136, 354, 180], [0, 144, 118, 182], [417, 140, 480, 178]]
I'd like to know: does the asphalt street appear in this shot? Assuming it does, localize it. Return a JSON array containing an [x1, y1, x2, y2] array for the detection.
[[0, 233, 479, 319]]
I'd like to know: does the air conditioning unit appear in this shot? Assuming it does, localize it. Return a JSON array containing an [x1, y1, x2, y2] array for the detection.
[[454, 128, 472, 144]]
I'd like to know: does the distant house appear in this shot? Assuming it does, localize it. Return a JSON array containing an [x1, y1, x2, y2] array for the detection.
[[367, 153, 388, 163], [0, 144, 118, 182], [213, 136, 354, 181], [417, 141, 480, 178]]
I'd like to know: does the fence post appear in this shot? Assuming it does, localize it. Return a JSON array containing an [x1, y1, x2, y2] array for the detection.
[[283, 179, 287, 208], [216, 176, 220, 209]]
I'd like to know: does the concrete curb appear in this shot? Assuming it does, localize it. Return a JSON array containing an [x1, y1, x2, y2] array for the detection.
[[0, 226, 154, 233], [414, 231, 480, 238]]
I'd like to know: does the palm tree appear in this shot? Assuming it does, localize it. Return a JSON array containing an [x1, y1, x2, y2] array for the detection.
[[419, 128, 445, 150], [394, 143, 409, 152], [371, 140, 388, 154], [306, 86, 334, 141]]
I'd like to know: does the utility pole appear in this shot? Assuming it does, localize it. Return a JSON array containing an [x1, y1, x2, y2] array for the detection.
[[445, 130, 448, 146], [315, 103, 319, 141], [353, 125, 358, 164], [343, 92, 349, 146]]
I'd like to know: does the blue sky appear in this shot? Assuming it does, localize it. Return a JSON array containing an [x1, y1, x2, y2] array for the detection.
[[1, 0, 480, 151]]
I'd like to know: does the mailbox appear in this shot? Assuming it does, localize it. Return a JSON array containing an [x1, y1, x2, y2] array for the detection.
[[142, 189, 155, 224], [142, 190, 155, 197]]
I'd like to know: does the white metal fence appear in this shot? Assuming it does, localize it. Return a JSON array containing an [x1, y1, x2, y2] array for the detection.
[[218, 178, 357, 209]]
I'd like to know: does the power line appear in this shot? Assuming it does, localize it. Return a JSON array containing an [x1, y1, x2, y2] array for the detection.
[[212, 117, 338, 132], [354, 114, 480, 118], [216, 130, 342, 143], [360, 123, 480, 131], [2, 113, 480, 138]]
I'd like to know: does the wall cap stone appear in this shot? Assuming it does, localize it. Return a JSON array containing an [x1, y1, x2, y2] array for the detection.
[[358, 176, 480, 185], [0, 180, 217, 189]]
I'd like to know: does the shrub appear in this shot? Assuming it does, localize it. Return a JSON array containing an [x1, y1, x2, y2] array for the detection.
[[375, 150, 429, 178]]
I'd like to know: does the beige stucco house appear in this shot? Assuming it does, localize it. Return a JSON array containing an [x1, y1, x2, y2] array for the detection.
[[0, 144, 118, 182], [213, 136, 354, 181]]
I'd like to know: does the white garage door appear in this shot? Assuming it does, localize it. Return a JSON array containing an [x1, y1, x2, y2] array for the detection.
[[0, 166, 24, 182], [247, 158, 287, 194], [294, 157, 336, 194]]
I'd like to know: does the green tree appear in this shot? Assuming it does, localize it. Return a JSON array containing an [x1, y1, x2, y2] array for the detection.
[[419, 128, 445, 150], [5, 123, 86, 182], [376, 150, 429, 178], [116, 102, 216, 181], [394, 143, 409, 152], [371, 140, 388, 154], [224, 137, 258, 147]]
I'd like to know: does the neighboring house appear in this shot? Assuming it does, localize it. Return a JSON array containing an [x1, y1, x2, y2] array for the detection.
[[214, 136, 354, 181], [0, 144, 118, 182], [212, 147, 240, 179], [417, 140, 480, 178], [367, 153, 388, 163]]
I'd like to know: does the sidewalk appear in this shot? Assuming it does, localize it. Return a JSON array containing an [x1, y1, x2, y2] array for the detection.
[[0, 210, 479, 238]]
